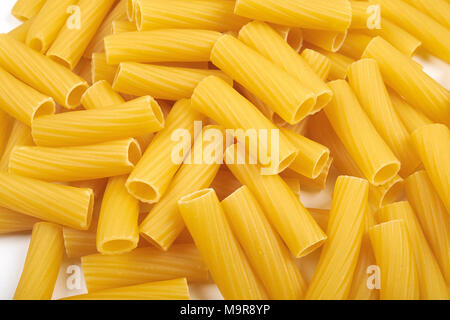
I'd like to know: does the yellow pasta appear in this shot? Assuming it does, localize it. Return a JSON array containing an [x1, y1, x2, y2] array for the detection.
[[389, 90, 433, 134], [112, 62, 232, 100], [74, 58, 93, 85], [347, 58, 420, 177], [302, 30, 348, 52], [81, 80, 124, 110], [112, 20, 136, 34], [11, 0, 46, 21], [0, 67, 55, 126], [0, 121, 33, 172], [306, 176, 368, 300], [361, 18, 422, 56], [403, 0, 450, 29], [300, 48, 332, 81], [281, 128, 330, 179], [0, 34, 88, 109], [63, 227, 97, 258], [376, 202, 449, 299], [339, 32, 372, 59], [84, 0, 128, 58], [91, 52, 118, 85], [46, 0, 116, 70], [411, 124, 450, 213], [324, 80, 400, 186], [225, 144, 326, 258], [104, 29, 222, 64], [127, 0, 136, 21], [32, 96, 164, 147], [405, 170, 450, 284], [97, 175, 140, 255], [7, 18, 34, 42], [210, 34, 316, 124], [82, 244, 208, 292], [0, 172, 93, 229], [238, 21, 332, 114], [9, 138, 141, 182], [14, 222, 64, 300], [286, 27, 303, 52], [0, 206, 40, 235], [126, 99, 204, 204], [348, 206, 379, 300], [305, 44, 354, 80], [191, 76, 298, 174], [369, 220, 420, 300], [178, 188, 268, 300], [135, 0, 249, 31], [25, 0, 77, 53], [350, 1, 371, 29], [234, 0, 352, 32], [222, 186, 307, 299], [0, 114, 13, 159], [371, 0, 450, 62], [362, 37, 450, 126], [63, 278, 190, 300], [139, 125, 222, 250]]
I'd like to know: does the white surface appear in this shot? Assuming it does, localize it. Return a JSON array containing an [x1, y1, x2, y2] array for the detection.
[[0, 0, 449, 300]]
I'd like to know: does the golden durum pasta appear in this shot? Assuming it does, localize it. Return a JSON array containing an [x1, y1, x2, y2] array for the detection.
[[302, 29, 348, 52], [402, 0, 450, 29], [112, 20, 136, 34], [339, 32, 372, 59], [92, 53, 118, 84], [0, 120, 33, 172], [11, 0, 46, 21], [63, 227, 97, 258], [81, 80, 125, 110], [300, 49, 332, 81], [7, 18, 33, 42], [0, 206, 40, 235]]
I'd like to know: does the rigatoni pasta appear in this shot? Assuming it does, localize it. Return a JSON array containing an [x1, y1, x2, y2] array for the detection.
[[178, 188, 268, 300], [300, 48, 332, 81], [7, 18, 34, 42], [81, 80, 125, 110], [0, 206, 40, 235], [402, 0, 450, 29], [11, 0, 46, 21], [302, 30, 348, 52], [91, 52, 118, 85]]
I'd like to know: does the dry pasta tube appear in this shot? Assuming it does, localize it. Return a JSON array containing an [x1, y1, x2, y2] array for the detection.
[[0, 120, 34, 172], [63, 278, 190, 300], [7, 18, 34, 42], [0, 112, 13, 160], [300, 48, 332, 81], [9, 139, 141, 182], [97, 175, 140, 255], [347, 58, 420, 177], [82, 244, 208, 292], [14, 222, 64, 300], [11, 0, 46, 21], [46, 0, 116, 70], [112, 62, 232, 100], [0, 172, 94, 230], [178, 188, 268, 300], [81, 80, 124, 110], [0, 206, 40, 235], [210, 34, 316, 125], [32, 96, 164, 147], [402, 0, 450, 29], [305, 176, 368, 300], [25, 0, 77, 53], [405, 170, 450, 283], [339, 32, 372, 59], [349, 1, 371, 29], [84, 0, 128, 58], [135, 0, 249, 32], [104, 29, 222, 64], [63, 227, 97, 258], [225, 144, 326, 258], [363, 36, 450, 126], [112, 20, 136, 34], [376, 202, 449, 299], [411, 124, 450, 214], [302, 30, 347, 52], [139, 125, 223, 251], [92, 53, 118, 84], [369, 220, 420, 300], [192, 76, 298, 174], [238, 21, 332, 115], [222, 186, 307, 299], [234, 0, 352, 32], [324, 80, 400, 186], [0, 34, 88, 109], [126, 99, 205, 204], [304, 44, 354, 80]]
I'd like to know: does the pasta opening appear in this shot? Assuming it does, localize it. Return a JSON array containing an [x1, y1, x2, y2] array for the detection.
[[332, 31, 347, 52], [293, 95, 316, 124], [82, 189, 95, 230], [127, 180, 158, 204], [66, 83, 89, 109], [127, 0, 135, 21], [29, 38, 43, 53], [373, 162, 400, 186], [135, 2, 143, 31], [127, 139, 142, 166], [101, 239, 136, 254], [33, 98, 55, 121], [149, 98, 165, 128], [49, 54, 72, 70], [277, 151, 298, 174], [314, 90, 333, 111], [179, 189, 214, 204], [287, 29, 303, 52], [380, 179, 404, 207], [312, 151, 330, 179], [297, 236, 327, 258]]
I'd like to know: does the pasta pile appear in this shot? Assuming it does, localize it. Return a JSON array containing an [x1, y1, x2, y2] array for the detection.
[[1, 0, 449, 300]]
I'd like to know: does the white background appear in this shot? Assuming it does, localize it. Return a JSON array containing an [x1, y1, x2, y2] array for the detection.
[[0, 0, 449, 300]]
